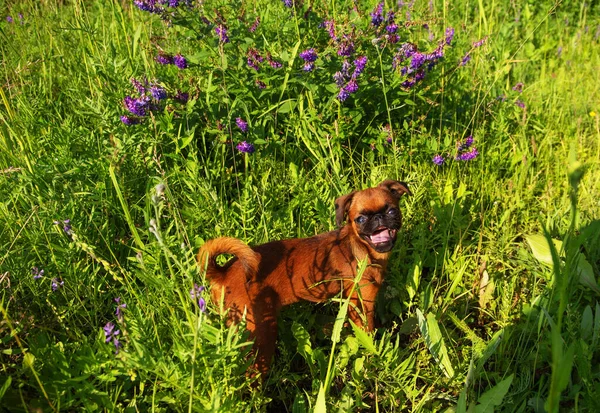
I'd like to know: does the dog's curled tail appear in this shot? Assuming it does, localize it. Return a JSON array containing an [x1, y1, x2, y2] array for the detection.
[[197, 237, 259, 281]]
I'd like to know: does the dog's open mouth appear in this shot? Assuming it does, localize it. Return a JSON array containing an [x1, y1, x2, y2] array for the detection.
[[367, 227, 397, 246]]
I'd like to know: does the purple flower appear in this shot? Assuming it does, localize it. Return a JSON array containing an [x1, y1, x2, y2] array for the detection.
[[386, 23, 398, 34], [473, 37, 487, 48], [445, 27, 455, 45], [51, 278, 64, 291], [173, 91, 189, 104], [512, 82, 524, 93], [62, 219, 72, 235], [115, 297, 127, 322], [249, 17, 260, 32], [236, 117, 248, 132], [333, 71, 345, 87], [269, 59, 282, 69], [255, 80, 266, 89], [460, 54, 471, 66], [156, 54, 173, 65], [215, 25, 229, 43], [337, 37, 355, 57], [323, 20, 337, 40], [6, 16, 13, 23], [173, 54, 187, 69], [457, 135, 474, 151], [120, 115, 141, 125], [198, 297, 207, 312], [124, 96, 148, 117], [282, 0, 293, 7], [337, 89, 350, 102], [353, 56, 367, 77], [341, 60, 352, 77], [303, 62, 315, 72], [134, 0, 163, 14], [53, 219, 72, 235], [344, 80, 358, 94], [131, 78, 146, 94], [236, 141, 255, 154], [515, 99, 525, 109], [247, 48, 263, 71], [370, 2, 384, 27], [150, 85, 167, 100], [455, 147, 479, 161], [32, 267, 45, 280], [299, 48, 318, 62], [433, 155, 445, 165], [103, 322, 122, 353], [410, 52, 426, 71]]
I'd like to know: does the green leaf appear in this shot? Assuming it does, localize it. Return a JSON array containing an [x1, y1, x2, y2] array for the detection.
[[0, 376, 11, 400], [350, 320, 378, 354], [292, 322, 313, 363], [525, 234, 563, 266], [315, 384, 327, 413], [474, 374, 513, 413], [416, 309, 455, 378]]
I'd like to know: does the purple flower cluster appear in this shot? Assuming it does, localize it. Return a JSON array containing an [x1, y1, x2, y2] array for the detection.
[[394, 31, 450, 89], [236, 117, 248, 132], [299, 48, 318, 72], [51, 278, 64, 291], [337, 36, 355, 57], [460, 54, 471, 66], [433, 155, 445, 165], [323, 20, 337, 41], [445, 27, 455, 45], [215, 24, 229, 43], [103, 322, 122, 354], [455, 136, 479, 161], [370, 3, 384, 27], [515, 99, 525, 109], [134, 0, 191, 15], [115, 297, 126, 322], [472, 36, 487, 48], [32, 267, 45, 280], [236, 141, 255, 154], [155, 53, 188, 69], [121, 78, 180, 125], [246, 49, 281, 72], [512, 82, 524, 93], [190, 284, 207, 312], [53, 218, 72, 235], [336, 56, 368, 101], [247, 48, 265, 71], [249, 17, 260, 33]]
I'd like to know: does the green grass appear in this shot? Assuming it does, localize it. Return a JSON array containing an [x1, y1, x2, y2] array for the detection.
[[1, 0, 599, 411]]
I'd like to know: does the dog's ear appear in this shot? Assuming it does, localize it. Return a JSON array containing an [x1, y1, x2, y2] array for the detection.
[[335, 191, 355, 227], [379, 180, 412, 198]]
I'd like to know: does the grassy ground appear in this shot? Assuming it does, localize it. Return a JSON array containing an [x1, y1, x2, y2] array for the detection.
[[1, 0, 599, 411]]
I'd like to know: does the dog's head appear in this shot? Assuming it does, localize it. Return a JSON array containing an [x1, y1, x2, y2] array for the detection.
[[335, 180, 411, 253]]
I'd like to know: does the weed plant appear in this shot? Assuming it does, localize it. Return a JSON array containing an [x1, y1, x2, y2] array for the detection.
[[1, 0, 599, 411]]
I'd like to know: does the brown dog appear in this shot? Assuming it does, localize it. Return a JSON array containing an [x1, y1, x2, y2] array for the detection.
[[197, 180, 410, 377]]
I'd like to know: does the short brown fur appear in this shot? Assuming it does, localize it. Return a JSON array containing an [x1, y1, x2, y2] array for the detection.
[[197, 180, 410, 378]]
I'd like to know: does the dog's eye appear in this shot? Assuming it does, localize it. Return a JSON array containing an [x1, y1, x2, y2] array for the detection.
[[387, 208, 398, 215], [355, 216, 367, 224]]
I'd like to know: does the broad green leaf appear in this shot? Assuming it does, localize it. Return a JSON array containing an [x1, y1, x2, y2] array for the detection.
[[315, 384, 327, 413], [417, 309, 455, 378], [474, 374, 513, 413], [292, 322, 313, 362], [350, 320, 378, 354], [525, 234, 563, 266]]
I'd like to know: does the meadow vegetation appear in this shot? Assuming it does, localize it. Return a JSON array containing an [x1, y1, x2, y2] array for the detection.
[[1, 0, 599, 411]]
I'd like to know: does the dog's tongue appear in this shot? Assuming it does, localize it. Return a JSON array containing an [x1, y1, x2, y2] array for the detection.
[[370, 229, 391, 244]]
